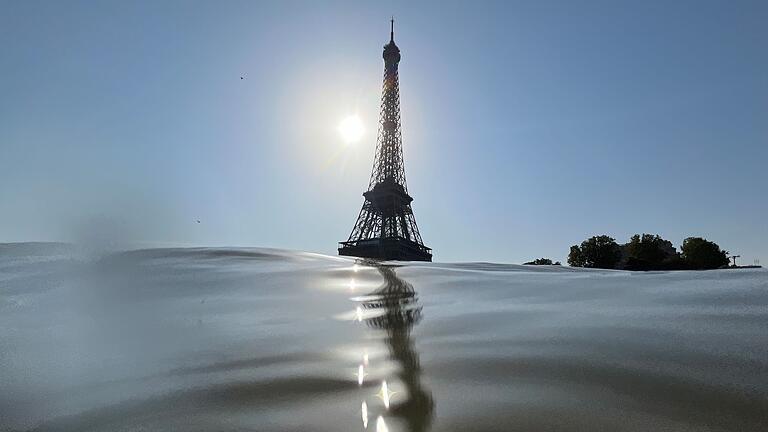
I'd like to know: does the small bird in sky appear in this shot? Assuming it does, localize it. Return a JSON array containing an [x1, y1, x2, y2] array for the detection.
[[240, 76, 245, 80], [196, 220, 201, 224]]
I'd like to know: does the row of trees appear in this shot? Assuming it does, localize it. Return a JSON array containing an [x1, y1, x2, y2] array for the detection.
[[567, 234, 729, 270], [524, 258, 561, 266]]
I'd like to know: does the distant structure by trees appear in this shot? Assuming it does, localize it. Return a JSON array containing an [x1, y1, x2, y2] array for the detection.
[[568, 234, 729, 270], [524, 258, 561, 266]]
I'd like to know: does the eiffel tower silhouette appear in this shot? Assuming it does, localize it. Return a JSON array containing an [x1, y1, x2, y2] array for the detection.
[[339, 20, 432, 262]]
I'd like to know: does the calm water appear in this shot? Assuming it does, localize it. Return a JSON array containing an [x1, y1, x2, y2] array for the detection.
[[2, 244, 767, 431]]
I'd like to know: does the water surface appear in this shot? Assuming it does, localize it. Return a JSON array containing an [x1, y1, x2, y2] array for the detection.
[[1, 244, 767, 431]]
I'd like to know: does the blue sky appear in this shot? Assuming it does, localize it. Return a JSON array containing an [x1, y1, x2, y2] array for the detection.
[[1, 0, 766, 263]]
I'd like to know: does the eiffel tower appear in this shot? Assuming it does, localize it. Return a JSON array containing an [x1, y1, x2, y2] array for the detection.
[[339, 20, 432, 262]]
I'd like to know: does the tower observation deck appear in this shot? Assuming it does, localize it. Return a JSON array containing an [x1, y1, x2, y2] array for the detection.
[[339, 20, 432, 262]]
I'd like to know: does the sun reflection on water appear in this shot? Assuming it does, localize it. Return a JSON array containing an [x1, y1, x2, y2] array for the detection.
[[358, 364, 367, 386], [376, 415, 389, 432], [378, 380, 394, 409]]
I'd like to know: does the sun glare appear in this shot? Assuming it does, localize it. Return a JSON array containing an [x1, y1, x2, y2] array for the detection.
[[338, 115, 365, 144]]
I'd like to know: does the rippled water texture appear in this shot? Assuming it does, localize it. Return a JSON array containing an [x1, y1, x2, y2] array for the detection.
[[2, 244, 767, 431]]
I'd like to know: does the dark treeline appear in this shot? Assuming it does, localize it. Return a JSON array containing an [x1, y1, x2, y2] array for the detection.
[[568, 234, 730, 270], [524, 258, 561, 266]]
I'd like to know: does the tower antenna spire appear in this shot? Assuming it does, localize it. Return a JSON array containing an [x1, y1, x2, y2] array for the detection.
[[390, 16, 394, 42]]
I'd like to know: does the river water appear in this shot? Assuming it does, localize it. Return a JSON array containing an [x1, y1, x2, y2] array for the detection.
[[1, 244, 767, 431]]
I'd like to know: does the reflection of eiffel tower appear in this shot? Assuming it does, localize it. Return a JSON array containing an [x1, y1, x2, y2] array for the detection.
[[361, 265, 434, 431]]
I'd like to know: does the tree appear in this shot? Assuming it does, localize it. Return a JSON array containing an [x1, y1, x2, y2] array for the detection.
[[568, 245, 584, 267], [523, 258, 561, 265], [568, 235, 622, 269], [624, 233, 677, 270], [524, 258, 553, 265], [681, 237, 729, 269]]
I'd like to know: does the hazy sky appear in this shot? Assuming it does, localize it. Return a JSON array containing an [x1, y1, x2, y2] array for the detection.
[[1, 0, 766, 263]]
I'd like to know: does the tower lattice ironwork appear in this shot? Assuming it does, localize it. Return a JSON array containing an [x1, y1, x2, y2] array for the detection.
[[339, 20, 432, 262]]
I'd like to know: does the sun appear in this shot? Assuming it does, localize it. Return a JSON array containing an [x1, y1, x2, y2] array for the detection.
[[338, 115, 365, 144]]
